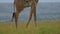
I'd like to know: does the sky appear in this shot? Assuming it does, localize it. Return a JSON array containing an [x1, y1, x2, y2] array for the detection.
[[40, 0, 60, 2], [0, 0, 60, 3]]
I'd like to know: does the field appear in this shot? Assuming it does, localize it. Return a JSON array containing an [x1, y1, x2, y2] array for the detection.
[[0, 20, 60, 34]]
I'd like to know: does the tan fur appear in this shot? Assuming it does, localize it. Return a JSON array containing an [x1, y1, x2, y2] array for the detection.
[[13, 0, 38, 28]]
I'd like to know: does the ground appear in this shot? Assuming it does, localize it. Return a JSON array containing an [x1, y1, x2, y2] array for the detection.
[[0, 20, 60, 34]]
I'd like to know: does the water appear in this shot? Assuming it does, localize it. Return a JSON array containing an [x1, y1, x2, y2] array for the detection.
[[0, 2, 60, 22]]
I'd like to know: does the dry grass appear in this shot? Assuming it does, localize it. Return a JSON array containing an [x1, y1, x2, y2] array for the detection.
[[0, 20, 60, 34]]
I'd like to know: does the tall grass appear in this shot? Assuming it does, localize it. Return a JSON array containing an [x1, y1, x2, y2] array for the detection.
[[0, 21, 60, 34]]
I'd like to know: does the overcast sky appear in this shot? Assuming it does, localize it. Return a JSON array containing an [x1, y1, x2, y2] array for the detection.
[[0, 0, 60, 3]]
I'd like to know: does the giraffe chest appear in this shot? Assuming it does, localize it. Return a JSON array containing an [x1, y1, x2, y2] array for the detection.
[[15, 0, 38, 11], [15, 0, 32, 8]]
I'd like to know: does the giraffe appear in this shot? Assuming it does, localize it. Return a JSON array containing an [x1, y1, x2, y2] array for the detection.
[[12, 0, 38, 28]]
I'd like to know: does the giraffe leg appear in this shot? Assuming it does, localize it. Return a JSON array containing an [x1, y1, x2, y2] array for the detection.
[[33, 7, 37, 27], [26, 10, 33, 28], [15, 9, 23, 28], [14, 10, 20, 28]]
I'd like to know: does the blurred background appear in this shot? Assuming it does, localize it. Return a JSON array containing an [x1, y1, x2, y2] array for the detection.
[[0, 0, 60, 22]]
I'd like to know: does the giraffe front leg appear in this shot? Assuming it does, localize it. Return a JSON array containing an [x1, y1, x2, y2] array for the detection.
[[33, 7, 37, 27], [26, 10, 33, 28], [15, 10, 20, 28]]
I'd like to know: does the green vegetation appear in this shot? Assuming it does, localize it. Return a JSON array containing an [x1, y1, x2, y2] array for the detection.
[[0, 21, 60, 34]]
